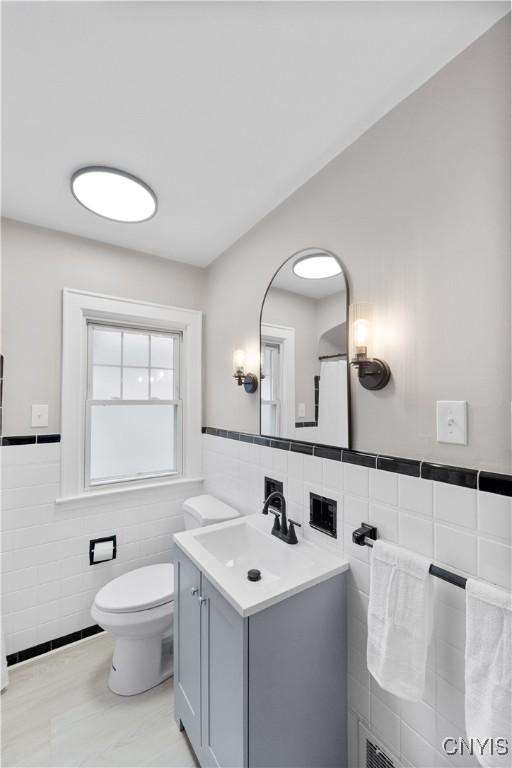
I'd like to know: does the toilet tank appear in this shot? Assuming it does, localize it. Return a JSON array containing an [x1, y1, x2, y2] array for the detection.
[[183, 495, 240, 529]]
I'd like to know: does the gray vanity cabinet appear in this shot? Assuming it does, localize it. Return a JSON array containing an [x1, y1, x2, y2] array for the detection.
[[174, 549, 347, 768], [200, 576, 247, 767], [175, 551, 202, 748]]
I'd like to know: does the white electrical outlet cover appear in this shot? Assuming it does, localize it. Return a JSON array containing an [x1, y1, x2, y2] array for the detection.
[[31, 404, 49, 428], [437, 400, 467, 445]]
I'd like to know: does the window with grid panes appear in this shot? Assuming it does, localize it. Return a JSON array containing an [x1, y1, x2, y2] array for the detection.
[[85, 323, 182, 487]]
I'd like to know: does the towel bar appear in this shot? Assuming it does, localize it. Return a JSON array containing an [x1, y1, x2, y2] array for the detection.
[[352, 524, 467, 590]]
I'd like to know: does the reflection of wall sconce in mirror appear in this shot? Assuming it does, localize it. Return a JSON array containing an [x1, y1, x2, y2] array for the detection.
[[233, 349, 258, 393], [349, 303, 391, 390]]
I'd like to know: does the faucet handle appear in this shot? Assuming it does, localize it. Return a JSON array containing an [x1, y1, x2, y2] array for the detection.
[[269, 509, 281, 532], [287, 518, 302, 545]]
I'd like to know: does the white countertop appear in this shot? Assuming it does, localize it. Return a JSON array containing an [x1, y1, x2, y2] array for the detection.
[[173, 513, 349, 617]]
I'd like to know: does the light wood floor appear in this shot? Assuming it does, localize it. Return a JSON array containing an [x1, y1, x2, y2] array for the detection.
[[1, 633, 199, 768]]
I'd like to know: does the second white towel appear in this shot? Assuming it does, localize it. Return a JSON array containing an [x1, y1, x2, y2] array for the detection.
[[367, 540, 434, 701], [465, 579, 511, 768]]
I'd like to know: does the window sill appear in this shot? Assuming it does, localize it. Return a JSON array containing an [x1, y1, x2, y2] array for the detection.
[[55, 476, 204, 510]]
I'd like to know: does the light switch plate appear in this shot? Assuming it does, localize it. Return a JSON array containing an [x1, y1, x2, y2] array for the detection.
[[437, 401, 467, 445], [297, 403, 306, 418], [31, 404, 49, 428]]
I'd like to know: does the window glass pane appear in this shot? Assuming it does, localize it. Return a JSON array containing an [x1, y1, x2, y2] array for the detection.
[[150, 369, 174, 400], [92, 366, 121, 399], [89, 404, 176, 482], [261, 403, 277, 436], [151, 335, 174, 368], [261, 355, 271, 400], [261, 345, 277, 401], [123, 368, 149, 400], [93, 328, 121, 365], [123, 333, 149, 367]]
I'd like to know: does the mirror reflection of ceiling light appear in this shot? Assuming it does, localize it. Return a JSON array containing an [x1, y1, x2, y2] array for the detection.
[[71, 166, 157, 222], [292, 253, 341, 279]]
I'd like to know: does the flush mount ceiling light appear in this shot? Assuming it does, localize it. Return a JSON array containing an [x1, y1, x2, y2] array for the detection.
[[71, 166, 157, 223], [292, 252, 342, 279]]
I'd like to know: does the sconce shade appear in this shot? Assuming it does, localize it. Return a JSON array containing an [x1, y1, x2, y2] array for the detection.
[[349, 302, 390, 390], [233, 349, 246, 371], [233, 348, 258, 393], [349, 303, 374, 361]]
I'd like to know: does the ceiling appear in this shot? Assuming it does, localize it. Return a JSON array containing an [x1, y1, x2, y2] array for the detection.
[[2, 1, 509, 267]]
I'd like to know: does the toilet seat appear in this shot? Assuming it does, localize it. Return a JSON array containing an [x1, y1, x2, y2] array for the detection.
[[94, 563, 174, 614]]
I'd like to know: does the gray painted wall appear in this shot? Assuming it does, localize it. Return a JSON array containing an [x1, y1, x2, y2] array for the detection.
[[262, 288, 319, 421], [1, 218, 207, 435], [206, 17, 511, 473]]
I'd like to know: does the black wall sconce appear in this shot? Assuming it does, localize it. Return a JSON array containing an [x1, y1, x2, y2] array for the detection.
[[349, 303, 391, 390], [233, 349, 258, 394]]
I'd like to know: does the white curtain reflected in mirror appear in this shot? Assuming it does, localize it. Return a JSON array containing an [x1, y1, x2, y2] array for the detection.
[[260, 249, 350, 448]]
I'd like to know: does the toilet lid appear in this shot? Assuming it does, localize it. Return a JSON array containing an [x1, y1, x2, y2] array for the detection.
[[95, 564, 174, 614]]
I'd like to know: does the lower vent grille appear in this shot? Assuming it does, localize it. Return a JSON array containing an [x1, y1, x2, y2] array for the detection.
[[358, 722, 400, 768], [367, 739, 395, 768]]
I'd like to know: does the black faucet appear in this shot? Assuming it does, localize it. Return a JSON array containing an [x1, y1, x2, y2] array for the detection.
[[262, 491, 302, 545]]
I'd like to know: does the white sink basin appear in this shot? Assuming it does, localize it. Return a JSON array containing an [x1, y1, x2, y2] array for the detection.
[[194, 520, 316, 583], [174, 514, 349, 617]]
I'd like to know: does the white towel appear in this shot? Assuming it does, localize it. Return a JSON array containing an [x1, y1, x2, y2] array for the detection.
[[317, 360, 348, 447], [367, 540, 433, 701], [465, 579, 512, 768]]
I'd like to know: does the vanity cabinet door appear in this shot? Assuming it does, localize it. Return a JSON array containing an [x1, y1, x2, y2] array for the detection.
[[175, 553, 202, 748], [200, 576, 248, 768]]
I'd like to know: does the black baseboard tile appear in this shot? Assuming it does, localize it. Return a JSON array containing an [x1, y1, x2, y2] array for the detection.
[[314, 445, 342, 461], [2, 435, 37, 446], [253, 436, 271, 447], [51, 630, 83, 649], [421, 462, 477, 489], [290, 441, 314, 455], [1, 434, 62, 446], [81, 624, 104, 639], [479, 471, 512, 497], [342, 450, 377, 468], [377, 455, 420, 477], [270, 439, 290, 452], [36, 434, 61, 444], [7, 625, 105, 666]]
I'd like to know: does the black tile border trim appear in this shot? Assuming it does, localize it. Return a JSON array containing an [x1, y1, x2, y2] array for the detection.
[[421, 462, 477, 489], [342, 450, 377, 468], [476, 471, 512, 497], [314, 445, 342, 461], [7, 624, 104, 666], [2, 433, 61, 446], [377, 455, 420, 478], [202, 426, 512, 496]]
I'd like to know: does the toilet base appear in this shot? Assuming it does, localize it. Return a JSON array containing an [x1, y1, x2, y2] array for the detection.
[[108, 634, 173, 696]]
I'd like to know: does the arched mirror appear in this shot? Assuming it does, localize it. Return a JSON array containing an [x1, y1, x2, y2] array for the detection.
[[260, 248, 350, 448]]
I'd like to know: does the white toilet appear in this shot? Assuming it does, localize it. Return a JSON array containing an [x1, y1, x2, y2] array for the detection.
[[91, 495, 239, 696]]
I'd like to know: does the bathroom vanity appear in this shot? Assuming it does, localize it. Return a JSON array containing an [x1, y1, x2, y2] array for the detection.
[[174, 515, 349, 768]]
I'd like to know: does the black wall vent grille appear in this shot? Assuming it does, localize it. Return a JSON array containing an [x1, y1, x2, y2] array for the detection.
[[366, 738, 395, 768]]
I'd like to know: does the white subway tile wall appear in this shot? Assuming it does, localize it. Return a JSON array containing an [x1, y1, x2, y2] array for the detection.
[[1, 443, 201, 656], [202, 433, 512, 768]]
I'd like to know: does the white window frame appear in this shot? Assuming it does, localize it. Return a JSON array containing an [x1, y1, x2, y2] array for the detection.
[[260, 340, 281, 437], [260, 323, 295, 438], [60, 288, 202, 501], [84, 322, 183, 489]]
